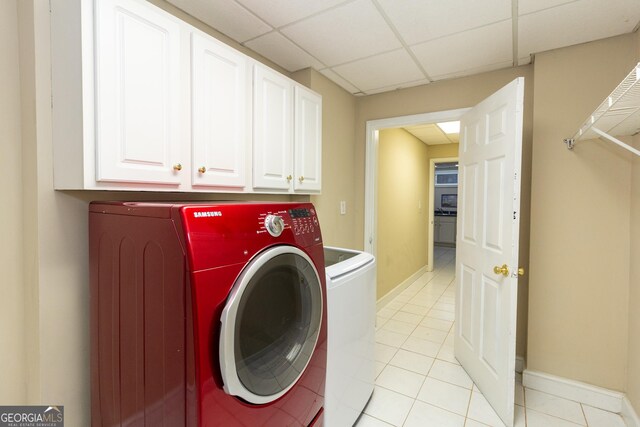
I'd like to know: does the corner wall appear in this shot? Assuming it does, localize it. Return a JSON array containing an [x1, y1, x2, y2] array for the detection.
[[528, 33, 638, 391], [377, 129, 429, 298], [627, 132, 640, 414], [0, 0, 26, 403]]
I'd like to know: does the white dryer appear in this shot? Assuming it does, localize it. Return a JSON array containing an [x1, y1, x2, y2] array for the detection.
[[324, 247, 376, 427]]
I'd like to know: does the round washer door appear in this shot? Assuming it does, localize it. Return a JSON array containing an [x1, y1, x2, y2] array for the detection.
[[219, 245, 323, 404]]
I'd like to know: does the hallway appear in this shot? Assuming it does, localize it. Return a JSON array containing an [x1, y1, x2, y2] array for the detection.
[[357, 248, 625, 427]]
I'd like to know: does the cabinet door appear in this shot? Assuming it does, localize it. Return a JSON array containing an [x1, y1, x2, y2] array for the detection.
[[253, 65, 293, 191], [294, 86, 322, 193], [191, 33, 248, 188], [95, 0, 185, 185], [440, 219, 456, 244]]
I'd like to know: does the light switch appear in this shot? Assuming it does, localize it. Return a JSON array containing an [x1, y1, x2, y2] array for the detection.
[[340, 201, 347, 215]]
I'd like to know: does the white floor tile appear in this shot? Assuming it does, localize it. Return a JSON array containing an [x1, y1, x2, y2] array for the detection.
[[388, 349, 435, 375], [376, 316, 388, 330], [381, 319, 417, 335], [464, 420, 491, 427], [401, 303, 431, 316], [428, 360, 473, 389], [421, 317, 454, 332], [427, 309, 455, 321], [436, 344, 460, 365], [374, 361, 386, 379], [376, 364, 426, 398], [384, 300, 405, 311], [467, 392, 506, 427], [433, 301, 455, 312], [375, 342, 398, 364], [403, 400, 466, 427], [514, 405, 526, 427], [525, 389, 586, 425], [401, 336, 442, 358], [363, 386, 414, 426], [417, 377, 471, 416], [526, 408, 584, 427], [410, 326, 448, 344], [375, 329, 409, 348], [354, 413, 395, 427], [515, 382, 524, 406], [582, 404, 626, 427], [391, 311, 423, 326], [377, 307, 397, 319]]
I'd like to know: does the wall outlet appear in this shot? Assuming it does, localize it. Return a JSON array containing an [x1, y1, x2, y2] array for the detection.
[[340, 201, 347, 215]]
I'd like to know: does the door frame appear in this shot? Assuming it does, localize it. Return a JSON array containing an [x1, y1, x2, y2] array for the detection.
[[364, 108, 470, 269], [428, 156, 458, 269]]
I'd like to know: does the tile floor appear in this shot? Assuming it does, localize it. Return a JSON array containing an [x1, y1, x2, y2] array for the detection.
[[356, 247, 627, 427]]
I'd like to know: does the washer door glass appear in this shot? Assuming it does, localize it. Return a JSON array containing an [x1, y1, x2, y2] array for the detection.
[[219, 246, 323, 404]]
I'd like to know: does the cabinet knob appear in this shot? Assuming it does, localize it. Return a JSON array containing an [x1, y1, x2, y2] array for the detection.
[[198, 166, 206, 174], [173, 163, 182, 171], [298, 176, 305, 183], [286, 175, 293, 182]]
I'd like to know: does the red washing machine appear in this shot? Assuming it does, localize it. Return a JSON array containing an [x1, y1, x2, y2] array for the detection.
[[89, 202, 326, 426]]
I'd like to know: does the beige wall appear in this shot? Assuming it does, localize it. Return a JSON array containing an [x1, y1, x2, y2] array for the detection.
[[528, 34, 638, 391], [292, 69, 359, 249], [376, 129, 430, 298], [355, 66, 534, 357], [627, 133, 640, 411], [0, 0, 26, 404]]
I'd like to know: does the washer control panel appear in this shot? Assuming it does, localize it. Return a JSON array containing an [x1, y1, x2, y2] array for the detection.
[[289, 207, 318, 236], [264, 214, 285, 237]]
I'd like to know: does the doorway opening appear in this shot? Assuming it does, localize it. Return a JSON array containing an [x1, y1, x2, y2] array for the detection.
[[429, 159, 459, 270], [364, 108, 469, 308]]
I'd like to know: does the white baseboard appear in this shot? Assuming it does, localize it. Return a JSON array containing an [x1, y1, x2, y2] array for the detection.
[[622, 396, 640, 427], [515, 356, 524, 374], [523, 369, 624, 413], [376, 266, 428, 311]]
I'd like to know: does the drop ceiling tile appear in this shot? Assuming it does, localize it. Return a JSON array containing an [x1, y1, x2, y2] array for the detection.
[[166, 0, 272, 42], [235, 0, 348, 28], [377, 0, 511, 45], [518, 0, 577, 16], [331, 49, 425, 92], [245, 32, 324, 71], [405, 125, 451, 145], [319, 69, 361, 94], [411, 20, 512, 80], [519, 0, 640, 57], [280, 0, 402, 66]]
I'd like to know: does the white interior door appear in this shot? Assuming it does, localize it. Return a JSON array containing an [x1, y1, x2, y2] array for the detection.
[[455, 78, 524, 427]]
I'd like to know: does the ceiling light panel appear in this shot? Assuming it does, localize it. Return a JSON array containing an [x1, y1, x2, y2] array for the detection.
[[376, 0, 511, 46], [166, 0, 272, 43], [280, 0, 402, 67], [235, 0, 348, 28], [245, 32, 324, 71], [411, 20, 512, 80], [437, 121, 460, 134], [331, 49, 425, 91]]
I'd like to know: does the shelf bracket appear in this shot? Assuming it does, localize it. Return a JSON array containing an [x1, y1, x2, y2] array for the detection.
[[591, 127, 640, 157], [563, 138, 575, 150]]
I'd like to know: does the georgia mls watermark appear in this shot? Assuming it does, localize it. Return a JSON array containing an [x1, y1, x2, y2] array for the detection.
[[0, 406, 63, 427]]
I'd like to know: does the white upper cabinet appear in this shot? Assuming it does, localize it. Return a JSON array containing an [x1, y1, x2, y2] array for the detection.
[[51, 0, 320, 194], [191, 32, 249, 189], [252, 65, 293, 191], [294, 86, 322, 193], [94, 0, 186, 186]]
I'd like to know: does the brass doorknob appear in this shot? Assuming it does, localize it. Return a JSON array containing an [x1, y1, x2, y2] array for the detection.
[[518, 267, 525, 276], [198, 166, 206, 174], [173, 163, 182, 171], [493, 264, 509, 277]]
